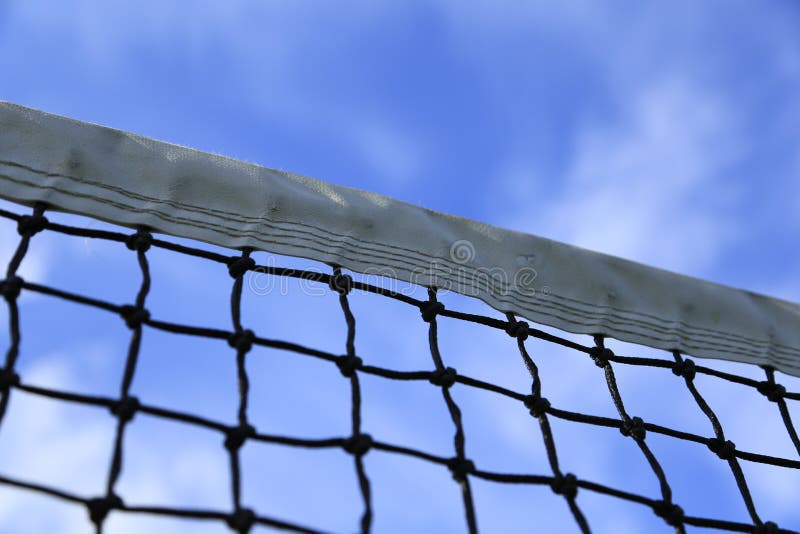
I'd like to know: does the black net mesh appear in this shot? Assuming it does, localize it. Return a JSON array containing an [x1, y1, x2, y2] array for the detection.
[[0, 202, 798, 534]]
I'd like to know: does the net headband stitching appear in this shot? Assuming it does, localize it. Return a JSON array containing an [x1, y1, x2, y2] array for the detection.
[[3, 165, 797, 363], [4, 169, 794, 370], [3, 162, 788, 357]]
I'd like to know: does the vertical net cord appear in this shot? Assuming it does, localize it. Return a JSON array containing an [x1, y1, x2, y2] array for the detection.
[[762, 366, 800, 458], [224, 249, 258, 534], [591, 336, 685, 533], [422, 289, 478, 534], [331, 266, 373, 534], [506, 313, 590, 533], [0, 203, 47, 429], [671, 351, 771, 528], [92, 227, 154, 532]]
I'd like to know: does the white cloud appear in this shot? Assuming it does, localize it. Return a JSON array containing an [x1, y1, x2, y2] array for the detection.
[[350, 121, 426, 185], [498, 78, 742, 276], [0, 222, 52, 284], [0, 215, 55, 331], [0, 349, 230, 534], [423, 2, 760, 277], [3, 0, 426, 192], [0, 354, 112, 532]]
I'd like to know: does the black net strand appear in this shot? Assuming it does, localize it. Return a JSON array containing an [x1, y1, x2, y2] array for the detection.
[[762, 366, 800, 458], [506, 312, 590, 533], [0, 203, 46, 428], [0, 205, 797, 533], [671, 351, 770, 527], [332, 265, 373, 534], [227, 248, 256, 532], [423, 288, 479, 534], [591, 336, 684, 533], [96, 227, 153, 532]]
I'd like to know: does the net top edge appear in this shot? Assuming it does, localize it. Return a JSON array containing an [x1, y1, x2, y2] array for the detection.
[[1, 101, 798, 376]]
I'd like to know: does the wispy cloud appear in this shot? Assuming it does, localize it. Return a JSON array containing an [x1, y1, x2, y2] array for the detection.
[[0, 213, 52, 285], [434, 1, 797, 283], [2, 1, 424, 193], [499, 78, 743, 275], [350, 121, 426, 185], [0, 350, 228, 533]]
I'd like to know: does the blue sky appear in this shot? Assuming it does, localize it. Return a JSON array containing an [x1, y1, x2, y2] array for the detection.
[[0, 1, 799, 533]]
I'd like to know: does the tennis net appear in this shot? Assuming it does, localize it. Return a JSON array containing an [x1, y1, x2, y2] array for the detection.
[[0, 103, 798, 533]]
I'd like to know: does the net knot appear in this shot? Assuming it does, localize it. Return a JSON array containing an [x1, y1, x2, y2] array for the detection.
[[336, 354, 362, 378], [707, 438, 736, 460], [589, 346, 613, 367], [756, 381, 786, 402], [224, 424, 256, 452], [125, 229, 152, 252], [228, 256, 256, 279], [17, 213, 48, 237], [228, 329, 255, 354], [429, 367, 457, 388], [549, 473, 578, 499], [0, 368, 20, 391], [523, 395, 550, 417], [111, 396, 140, 423], [672, 358, 696, 381], [226, 508, 256, 533], [447, 457, 475, 482], [86, 494, 123, 525], [420, 300, 445, 323], [119, 305, 150, 329], [343, 433, 373, 456], [0, 276, 23, 302], [652, 500, 684, 527], [329, 273, 353, 296], [620, 416, 646, 441], [753, 521, 780, 534], [505, 320, 530, 341]]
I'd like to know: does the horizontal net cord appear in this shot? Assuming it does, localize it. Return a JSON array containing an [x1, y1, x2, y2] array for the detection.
[[0, 206, 797, 400], [11, 365, 800, 471], [1, 203, 798, 533], [0, 473, 322, 533], [2, 445, 796, 534]]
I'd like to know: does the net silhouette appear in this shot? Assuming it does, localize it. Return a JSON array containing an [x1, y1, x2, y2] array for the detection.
[[0, 203, 798, 534]]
